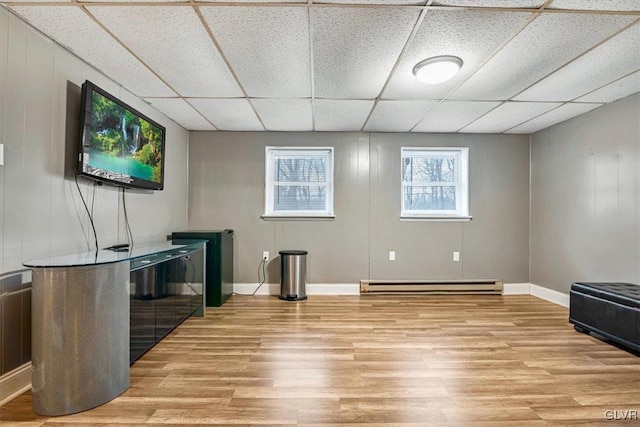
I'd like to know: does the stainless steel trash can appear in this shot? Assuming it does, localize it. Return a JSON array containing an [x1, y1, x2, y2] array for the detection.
[[279, 250, 307, 301]]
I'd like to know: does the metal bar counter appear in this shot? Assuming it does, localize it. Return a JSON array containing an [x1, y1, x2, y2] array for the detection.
[[23, 240, 206, 416]]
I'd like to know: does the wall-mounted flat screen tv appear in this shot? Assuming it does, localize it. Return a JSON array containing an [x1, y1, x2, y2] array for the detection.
[[78, 80, 165, 190]]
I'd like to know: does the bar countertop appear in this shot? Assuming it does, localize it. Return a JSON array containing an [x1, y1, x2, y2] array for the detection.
[[23, 240, 206, 268]]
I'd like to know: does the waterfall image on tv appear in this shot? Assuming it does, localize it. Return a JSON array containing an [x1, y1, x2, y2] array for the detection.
[[79, 81, 165, 190]]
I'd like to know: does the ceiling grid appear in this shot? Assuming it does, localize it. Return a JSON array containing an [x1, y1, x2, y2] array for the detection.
[[359, 7, 429, 131], [2, 0, 639, 133], [191, 1, 266, 130], [404, 8, 543, 132], [308, 0, 316, 131]]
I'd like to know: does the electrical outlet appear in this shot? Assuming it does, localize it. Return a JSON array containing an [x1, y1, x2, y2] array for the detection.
[[389, 251, 396, 261], [453, 251, 460, 262], [262, 251, 269, 260]]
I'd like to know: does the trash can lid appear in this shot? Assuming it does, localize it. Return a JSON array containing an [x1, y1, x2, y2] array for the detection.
[[279, 250, 308, 255]]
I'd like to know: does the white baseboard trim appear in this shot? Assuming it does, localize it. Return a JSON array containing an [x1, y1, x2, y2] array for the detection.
[[233, 282, 569, 306], [504, 283, 569, 307], [233, 283, 360, 296], [0, 363, 31, 407], [530, 283, 570, 308], [503, 283, 532, 295], [307, 283, 360, 295]]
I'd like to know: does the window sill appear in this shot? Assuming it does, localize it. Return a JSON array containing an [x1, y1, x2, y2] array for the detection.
[[400, 216, 472, 222], [261, 215, 335, 221]]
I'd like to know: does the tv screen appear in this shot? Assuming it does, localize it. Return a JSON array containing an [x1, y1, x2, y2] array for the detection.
[[78, 80, 165, 190]]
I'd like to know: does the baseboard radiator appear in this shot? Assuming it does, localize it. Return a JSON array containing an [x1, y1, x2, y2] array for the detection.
[[360, 279, 503, 295]]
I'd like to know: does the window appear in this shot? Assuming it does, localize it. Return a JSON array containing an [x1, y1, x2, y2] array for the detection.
[[265, 147, 334, 217], [401, 147, 469, 218]]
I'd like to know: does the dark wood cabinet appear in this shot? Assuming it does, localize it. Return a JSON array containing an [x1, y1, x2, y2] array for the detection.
[[129, 247, 204, 364], [26, 241, 206, 415]]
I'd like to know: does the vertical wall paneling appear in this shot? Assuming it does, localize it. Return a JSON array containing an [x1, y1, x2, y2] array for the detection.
[[188, 132, 277, 282], [368, 133, 529, 282], [52, 78, 95, 255], [369, 133, 465, 281], [22, 27, 54, 263], [530, 93, 640, 293], [0, 9, 189, 382], [188, 132, 371, 284], [530, 129, 555, 288], [51, 49, 117, 256], [0, 9, 7, 374], [296, 133, 370, 283], [3, 14, 26, 273], [188, 131, 530, 284], [0, 7, 8, 275], [460, 134, 530, 281]]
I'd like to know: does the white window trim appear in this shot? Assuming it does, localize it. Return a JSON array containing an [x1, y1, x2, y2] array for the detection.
[[264, 146, 335, 218], [400, 147, 470, 219]]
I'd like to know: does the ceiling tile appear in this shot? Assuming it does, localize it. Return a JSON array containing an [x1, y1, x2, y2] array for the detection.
[[197, 0, 304, 2], [575, 70, 640, 103], [251, 99, 313, 131], [144, 98, 215, 130], [432, 0, 545, 7], [200, 7, 310, 98], [363, 100, 439, 132], [413, 101, 500, 132], [314, 99, 374, 131], [461, 101, 560, 133], [514, 23, 640, 102], [450, 13, 636, 101], [548, 0, 640, 11], [383, 9, 531, 99], [188, 98, 264, 131], [84, 0, 187, 2], [317, 0, 424, 4], [10, 6, 173, 97], [312, 8, 420, 99], [507, 102, 602, 134], [88, 6, 242, 98]]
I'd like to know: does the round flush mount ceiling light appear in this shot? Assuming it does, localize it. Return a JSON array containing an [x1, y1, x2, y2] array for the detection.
[[413, 56, 463, 85]]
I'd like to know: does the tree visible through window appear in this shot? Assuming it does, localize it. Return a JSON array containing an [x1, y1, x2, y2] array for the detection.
[[265, 147, 334, 216], [401, 147, 469, 217]]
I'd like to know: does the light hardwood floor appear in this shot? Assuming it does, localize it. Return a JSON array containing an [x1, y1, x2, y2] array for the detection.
[[2, 294, 640, 426]]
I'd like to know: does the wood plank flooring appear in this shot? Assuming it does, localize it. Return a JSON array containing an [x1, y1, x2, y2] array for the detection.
[[2, 294, 640, 426]]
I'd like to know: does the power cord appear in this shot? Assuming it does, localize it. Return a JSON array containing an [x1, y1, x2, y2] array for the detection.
[[90, 181, 97, 220], [74, 174, 99, 252], [122, 187, 134, 247], [182, 257, 202, 296], [234, 258, 267, 296]]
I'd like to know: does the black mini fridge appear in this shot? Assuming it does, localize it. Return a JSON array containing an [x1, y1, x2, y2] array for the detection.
[[171, 230, 234, 307]]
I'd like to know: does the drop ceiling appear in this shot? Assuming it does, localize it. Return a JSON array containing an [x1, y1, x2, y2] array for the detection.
[[2, 0, 639, 134]]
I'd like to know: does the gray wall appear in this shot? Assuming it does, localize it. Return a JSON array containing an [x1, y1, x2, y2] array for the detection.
[[531, 93, 640, 293], [189, 131, 530, 284], [0, 8, 189, 377]]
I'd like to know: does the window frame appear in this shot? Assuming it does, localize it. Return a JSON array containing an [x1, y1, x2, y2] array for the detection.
[[400, 147, 470, 220], [264, 146, 335, 218]]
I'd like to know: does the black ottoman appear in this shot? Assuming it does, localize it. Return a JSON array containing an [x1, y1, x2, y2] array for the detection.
[[570, 282, 640, 352]]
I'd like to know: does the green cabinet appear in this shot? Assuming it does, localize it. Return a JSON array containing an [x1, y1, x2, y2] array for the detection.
[[171, 230, 234, 307]]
